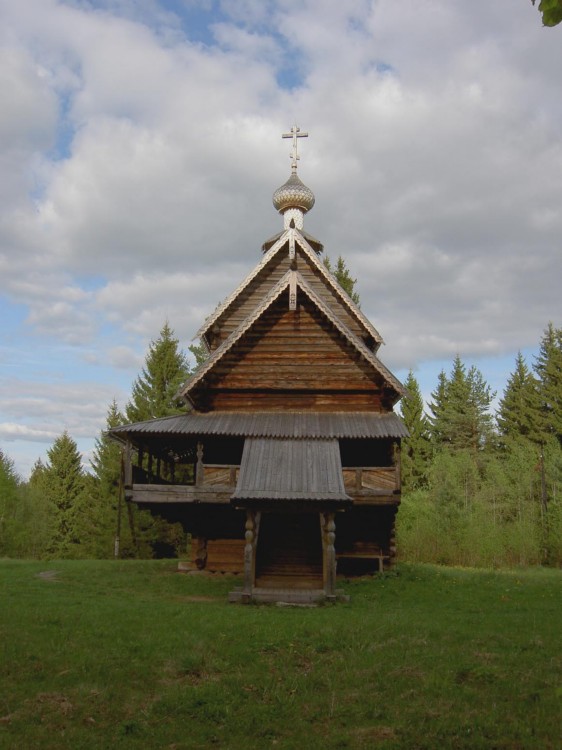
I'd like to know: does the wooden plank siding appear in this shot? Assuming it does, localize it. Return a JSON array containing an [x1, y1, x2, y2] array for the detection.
[[207, 391, 384, 411], [195, 292, 386, 411], [342, 467, 399, 493], [208, 247, 371, 350], [209, 252, 288, 349]]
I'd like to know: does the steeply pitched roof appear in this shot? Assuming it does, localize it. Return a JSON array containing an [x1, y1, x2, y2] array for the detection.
[[232, 438, 351, 502], [196, 227, 383, 347], [177, 270, 405, 403]]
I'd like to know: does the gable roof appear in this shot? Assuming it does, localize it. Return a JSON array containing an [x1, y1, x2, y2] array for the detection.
[[196, 227, 383, 348], [177, 270, 405, 403]]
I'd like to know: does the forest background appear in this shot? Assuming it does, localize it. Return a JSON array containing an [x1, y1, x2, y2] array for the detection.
[[1, 262, 561, 569]]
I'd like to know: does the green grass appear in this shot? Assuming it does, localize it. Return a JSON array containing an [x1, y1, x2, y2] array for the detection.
[[1, 560, 561, 749]]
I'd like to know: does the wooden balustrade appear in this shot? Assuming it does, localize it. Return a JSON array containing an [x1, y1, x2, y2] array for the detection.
[[342, 466, 399, 493]]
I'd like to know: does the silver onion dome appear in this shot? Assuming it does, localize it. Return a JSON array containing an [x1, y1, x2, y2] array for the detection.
[[272, 172, 315, 214]]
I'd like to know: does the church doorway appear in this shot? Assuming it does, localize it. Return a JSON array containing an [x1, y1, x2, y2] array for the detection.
[[255, 512, 323, 589]]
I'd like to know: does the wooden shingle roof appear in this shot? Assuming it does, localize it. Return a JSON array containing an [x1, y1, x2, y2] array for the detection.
[[196, 227, 384, 348], [178, 269, 405, 404]]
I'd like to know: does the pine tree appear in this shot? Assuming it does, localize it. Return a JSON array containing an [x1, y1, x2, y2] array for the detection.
[[126, 322, 190, 423], [400, 371, 431, 490], [324, 255, 360, 305], [497, 352, 542, 445], [534, 323, 562, 446], [43, 431, 87, 557]]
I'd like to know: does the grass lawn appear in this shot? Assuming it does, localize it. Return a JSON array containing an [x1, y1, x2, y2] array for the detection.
[[0, 560, 560, 749]]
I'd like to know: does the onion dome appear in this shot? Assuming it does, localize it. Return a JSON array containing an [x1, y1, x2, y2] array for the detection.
[[272, 172, 315, 214]]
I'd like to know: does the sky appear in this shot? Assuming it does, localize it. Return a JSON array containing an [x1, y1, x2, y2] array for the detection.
[[1, 0, 561, 478]]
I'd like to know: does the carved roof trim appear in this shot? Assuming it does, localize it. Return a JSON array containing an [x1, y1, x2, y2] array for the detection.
[[178, 269, 405, 402], [197, 227, 383, 348], [294, 274, 405, 397], [292, 232, 384, 347], [195, 230, 290, 341]]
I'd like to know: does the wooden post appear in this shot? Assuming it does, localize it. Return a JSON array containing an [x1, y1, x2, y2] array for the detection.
[[321, 512, 337, 600], [194, 537, 208, 570], [394, 441, 402, 491], [243, 510, 256, 601], [196, 442, 205, 487], [124, 441, 133, 487], [388, 511, 397, 567], [127, 499, 139, 556], [115, 449, 124, 558]]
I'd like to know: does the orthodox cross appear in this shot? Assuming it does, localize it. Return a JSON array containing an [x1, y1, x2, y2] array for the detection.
[[282, 124, 308, 172]]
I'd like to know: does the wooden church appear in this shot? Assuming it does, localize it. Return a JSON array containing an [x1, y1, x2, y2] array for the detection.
[[110, 126, 407, 603]]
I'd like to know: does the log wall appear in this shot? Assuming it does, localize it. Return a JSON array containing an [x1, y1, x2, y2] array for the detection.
[[198, 292, 385, 411], [210, 248, 369, 349]]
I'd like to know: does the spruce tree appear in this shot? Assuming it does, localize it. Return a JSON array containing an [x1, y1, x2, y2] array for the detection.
[[429, 356, 495, 452], [534, 323, 562, 446], [428, 370, 449, 447], [0, 449, 20, 555], [400, 371, 431, 490], [497, 352, 542, 445], [123, 323, 190, 558], [324, 255, 360, 305], [87, 399, 126, 557], [126, 322, 190, 423], [43, 431, 87, 556], [188, 341, 209, 370]]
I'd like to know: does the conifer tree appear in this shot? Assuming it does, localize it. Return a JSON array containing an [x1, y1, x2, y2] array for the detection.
[[428, 370, 449, 447], [123, 323, 190, 557], [429, 356, 495, 452], [86, 399, 126, 557], [400, 371, 431, 490], [91, 399, 124, 496], [126, 322, 190, 423], [43, 431, 87, 556], [0, 449, 20, 555], [324, 255, 360, 305], [534, 323, 562, 446], [188, 341, 209, 370], [497, 352, 542, 445]]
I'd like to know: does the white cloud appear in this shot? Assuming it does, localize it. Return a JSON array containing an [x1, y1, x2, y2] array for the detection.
[[1, 0, 561, 475]]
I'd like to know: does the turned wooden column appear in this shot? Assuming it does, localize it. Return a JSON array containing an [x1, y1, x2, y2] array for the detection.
[[195, 442, 205, 487], [243, 510, 257, 601], [321, 512, 337, 600], [193, 537, 208, 570]]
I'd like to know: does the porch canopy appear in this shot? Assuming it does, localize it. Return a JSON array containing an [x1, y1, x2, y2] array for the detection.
[[231, 437, 352, 508], [109, 410, 408, 446]]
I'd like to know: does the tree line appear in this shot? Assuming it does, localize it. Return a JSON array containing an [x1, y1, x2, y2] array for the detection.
[[0, 262, 561, 566], [399, 324, 562, 567], [0, 322, 202, 560]]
